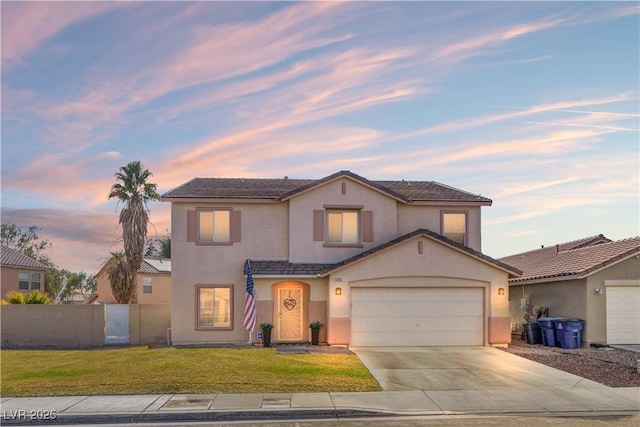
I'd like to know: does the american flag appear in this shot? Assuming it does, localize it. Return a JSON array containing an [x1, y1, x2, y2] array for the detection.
[[243, 260, 257, 332]]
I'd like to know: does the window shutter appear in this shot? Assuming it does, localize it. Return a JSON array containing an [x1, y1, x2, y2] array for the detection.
[[313, 210, 324, 241], [187, 210, 197, 242], [362, 210, 374, 242], [230, 210, 241, 242]]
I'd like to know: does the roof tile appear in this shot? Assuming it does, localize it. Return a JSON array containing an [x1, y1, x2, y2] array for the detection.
[[163, 171, 491, 204], [0, 245, 49, 270], [499, 235, 640, 283]]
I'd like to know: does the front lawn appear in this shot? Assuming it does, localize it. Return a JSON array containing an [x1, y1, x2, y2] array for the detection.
[[1, 346, 382, 396]]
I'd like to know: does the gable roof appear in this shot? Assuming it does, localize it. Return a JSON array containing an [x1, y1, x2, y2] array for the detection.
[[499, 235, 640, 284], [163, 170, 492, 205], [0, 245, 49, 270], [245, 229, 521, 278]]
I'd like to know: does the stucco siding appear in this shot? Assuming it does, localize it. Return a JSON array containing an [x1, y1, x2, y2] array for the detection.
[[587, 257, 640, 344], [509, 279, 587, 341], [288, 177, 398, 263], [397, 205, 482, 251], [326, 236, 510, 345], [1, 266, 47, 297], [96, 271, 171, 304], [171, 202, 290, 344], [509, 256, 640, 345]]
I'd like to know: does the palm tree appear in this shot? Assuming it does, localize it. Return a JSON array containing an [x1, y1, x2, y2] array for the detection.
[[106, 251, 135, 304], [108, 161, 161, 303]]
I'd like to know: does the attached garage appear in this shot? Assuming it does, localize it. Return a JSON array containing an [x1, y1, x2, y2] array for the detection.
[[606, 283, 640, 345], [350, 287, 484, 346]]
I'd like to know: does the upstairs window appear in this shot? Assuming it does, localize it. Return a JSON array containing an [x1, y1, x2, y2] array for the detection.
[[187, 209, 241, 244], [199, 210, 230, 242], [442, 212, 467, 245], [327, 210, 360, 243], [313, 206, 373, 245]]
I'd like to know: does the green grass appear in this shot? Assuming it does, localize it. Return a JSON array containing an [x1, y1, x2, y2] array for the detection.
[[1, 346, 382, 396]]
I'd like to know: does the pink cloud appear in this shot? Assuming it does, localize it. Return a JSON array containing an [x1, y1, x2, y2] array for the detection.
[[1, 2, 123, 67]]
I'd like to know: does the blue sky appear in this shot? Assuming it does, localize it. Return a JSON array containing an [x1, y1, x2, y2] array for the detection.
[[2, 1, 638, 274]]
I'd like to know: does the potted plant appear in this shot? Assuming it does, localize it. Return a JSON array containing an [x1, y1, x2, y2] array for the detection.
[[260, 323, 273, 347], [309, 321, 324, 345]]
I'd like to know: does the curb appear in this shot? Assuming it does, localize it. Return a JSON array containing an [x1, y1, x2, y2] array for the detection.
[[0, 409, 391, 425]]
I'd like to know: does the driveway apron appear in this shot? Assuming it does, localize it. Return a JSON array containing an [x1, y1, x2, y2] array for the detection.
[[351, 346, 603, 391]]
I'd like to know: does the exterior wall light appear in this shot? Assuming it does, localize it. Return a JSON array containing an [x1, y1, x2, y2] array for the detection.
[[498, 287, 505, 296], [335, 287, 342, 296]]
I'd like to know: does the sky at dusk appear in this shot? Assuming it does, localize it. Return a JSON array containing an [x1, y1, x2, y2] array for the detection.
[[1, 1, 639, 274]]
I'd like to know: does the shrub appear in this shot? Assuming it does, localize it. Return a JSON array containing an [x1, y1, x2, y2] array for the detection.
[[3, 290, 51, 304]]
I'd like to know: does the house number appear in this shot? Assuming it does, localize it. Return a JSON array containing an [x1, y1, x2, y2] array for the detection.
[[333, 277, 343, 282]]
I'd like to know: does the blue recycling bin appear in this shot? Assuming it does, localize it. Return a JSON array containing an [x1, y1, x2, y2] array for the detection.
[[537, 317, 568, 347], [555, 319, 585, 349]]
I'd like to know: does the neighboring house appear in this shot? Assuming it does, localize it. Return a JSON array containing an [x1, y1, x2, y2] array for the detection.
[[95, 258, 172, 304], [0, 245, 49, 297], [163, 170, 520, 347], [500, 235, 640, 346]]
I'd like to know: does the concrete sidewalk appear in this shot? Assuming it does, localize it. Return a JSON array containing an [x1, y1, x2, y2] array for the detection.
[[2, 386, 639, 425]]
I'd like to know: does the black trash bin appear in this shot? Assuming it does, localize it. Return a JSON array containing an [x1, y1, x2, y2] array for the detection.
[[555, 319, 585, 349], [537, 317, 568, 347], [523, 322, 542, 344]]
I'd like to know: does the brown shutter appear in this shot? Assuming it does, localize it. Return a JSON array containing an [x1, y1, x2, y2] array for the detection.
[[230, 210, 241, 242], [362, 210, 373, 242], [313, 210, 324, 241], [187, 210, 197, 242]]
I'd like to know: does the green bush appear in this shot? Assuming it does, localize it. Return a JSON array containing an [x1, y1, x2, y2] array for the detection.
[[3, 290, 50, 304]]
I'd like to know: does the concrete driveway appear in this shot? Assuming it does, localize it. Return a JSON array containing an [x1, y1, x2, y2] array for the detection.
[[351, 346, 601, 391]]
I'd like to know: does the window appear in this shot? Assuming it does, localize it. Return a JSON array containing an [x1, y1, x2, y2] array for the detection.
[[197, 286, 232, 329], [442, 212, 467, 245], [19, 272, 29, 290], [199, 210, 230, 242], [187, 209, 240, 243], [327, 210, 360, 243], [143, 277, 152, 294], [30, 273, 41, 290]]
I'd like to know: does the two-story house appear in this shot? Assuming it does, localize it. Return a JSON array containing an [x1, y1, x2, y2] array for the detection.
[[163, 171, 520, 347]]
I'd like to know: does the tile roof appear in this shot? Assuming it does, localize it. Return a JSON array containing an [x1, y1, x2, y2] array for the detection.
[[96, 257, 171, 277], [139, 258, 171, 274], [163, 170, 492, 204], [245, 229, 521, 278], [0, 245, 49, 270], [499, 235, 640, 283]]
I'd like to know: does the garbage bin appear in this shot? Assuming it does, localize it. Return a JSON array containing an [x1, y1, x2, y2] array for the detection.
[[523, 322, 542, 344], [555, 319, 585, 349], [537, 317, 568, 347]]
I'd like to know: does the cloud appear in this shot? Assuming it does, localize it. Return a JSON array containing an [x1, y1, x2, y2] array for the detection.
[[1, 2, 123, 67], [0, 205, 170, 274]]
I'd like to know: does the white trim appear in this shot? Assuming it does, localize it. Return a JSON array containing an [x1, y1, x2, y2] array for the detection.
[[605, 279, 640, 287]]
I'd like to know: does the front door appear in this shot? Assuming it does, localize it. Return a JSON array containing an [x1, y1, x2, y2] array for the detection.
[[277, 287, 304, 342]]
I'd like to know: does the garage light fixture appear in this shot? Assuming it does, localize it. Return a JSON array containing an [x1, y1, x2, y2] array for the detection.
[[498, 287, 505, 296], [335, 287, 342, 296]]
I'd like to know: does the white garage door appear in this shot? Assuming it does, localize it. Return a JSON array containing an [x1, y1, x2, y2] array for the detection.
[[351, 287, 484, 346], [607, 286, 640, 345]]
